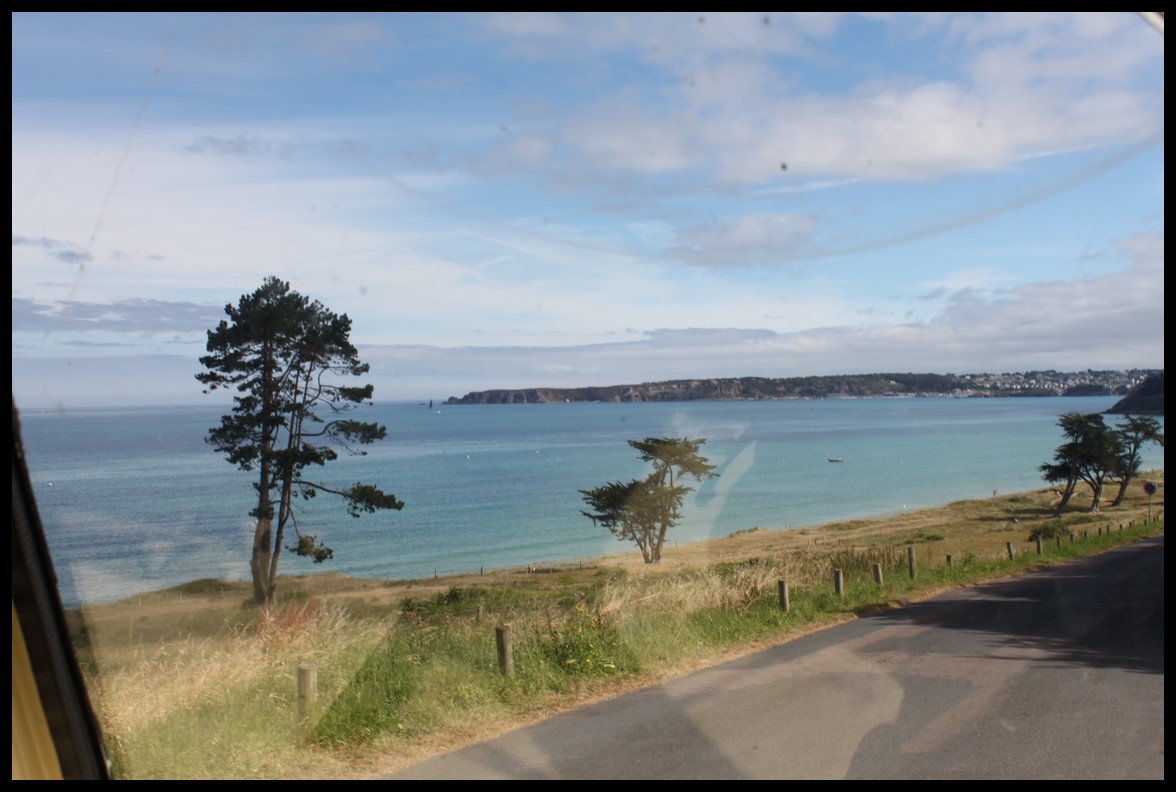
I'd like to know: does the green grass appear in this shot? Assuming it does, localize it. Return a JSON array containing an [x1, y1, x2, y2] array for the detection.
[[77, 504, 1163, 779], [310, 516, 1164, 758]]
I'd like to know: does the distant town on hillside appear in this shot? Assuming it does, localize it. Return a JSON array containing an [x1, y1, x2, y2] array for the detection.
[[446, 369, 1163, 407]]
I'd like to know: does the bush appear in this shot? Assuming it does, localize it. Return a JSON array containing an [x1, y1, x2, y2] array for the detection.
[[1027, 522, 1069, 542], [541, 603, 629, 676]]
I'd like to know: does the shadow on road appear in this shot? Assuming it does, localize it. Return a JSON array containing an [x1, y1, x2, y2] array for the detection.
[[864, 535, 1164, 675]]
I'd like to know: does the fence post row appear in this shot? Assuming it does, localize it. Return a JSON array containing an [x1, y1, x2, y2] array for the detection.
[[385, 507, 1161, 688]]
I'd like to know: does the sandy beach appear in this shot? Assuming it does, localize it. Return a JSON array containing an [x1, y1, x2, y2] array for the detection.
[[71, 472, 1164, 626]]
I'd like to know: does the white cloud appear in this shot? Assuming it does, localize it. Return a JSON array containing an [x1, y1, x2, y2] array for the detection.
[[11, 13, 1164, 408], [919, 267, 1018, 294], [667, 213, 819, 267]]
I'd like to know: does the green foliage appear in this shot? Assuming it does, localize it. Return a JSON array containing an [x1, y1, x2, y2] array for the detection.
[[542, 603, 629, 676], [580, 437, 716, 564], [289, 533, 333, 563], [1027, 522, 1070, 542], [342, 482, 405, 517], [197, 277, 402, 606], [579, 478, 661, 561], [1040, 412, 1122, 515], [1109, 415, 1164, 506], [399, 585, 540, 623]]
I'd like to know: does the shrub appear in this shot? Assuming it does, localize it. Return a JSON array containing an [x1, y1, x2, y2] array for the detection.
[[541, 602, 629, 676], [1027, 522, 1069, 542]]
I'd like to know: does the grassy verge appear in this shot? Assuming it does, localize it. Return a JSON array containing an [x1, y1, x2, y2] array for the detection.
[[69, 475, 1164, 779]]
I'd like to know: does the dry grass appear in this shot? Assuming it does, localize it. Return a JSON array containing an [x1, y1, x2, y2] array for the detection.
[[70, 472, 1164, 779]]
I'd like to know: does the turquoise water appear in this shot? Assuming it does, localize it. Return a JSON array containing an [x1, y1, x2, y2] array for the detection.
[[16, 397, 1163, 607]]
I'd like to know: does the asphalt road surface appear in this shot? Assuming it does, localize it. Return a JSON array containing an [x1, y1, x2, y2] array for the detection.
[[388, 535, 1164, 779]]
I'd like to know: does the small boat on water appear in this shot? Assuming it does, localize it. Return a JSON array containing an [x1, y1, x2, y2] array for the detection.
[[827, 456, 844, 463]]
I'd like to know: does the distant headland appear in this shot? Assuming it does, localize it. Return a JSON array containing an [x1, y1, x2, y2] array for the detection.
[[447, 369, 1162, 409], [1105, 372, 1164, 415]]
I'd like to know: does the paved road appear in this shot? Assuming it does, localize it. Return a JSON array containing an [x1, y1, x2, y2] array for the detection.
[[388, 536, 1164, 779]]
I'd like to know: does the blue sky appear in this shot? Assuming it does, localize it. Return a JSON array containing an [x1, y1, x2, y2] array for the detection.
[[12, 13, 1165, 408]]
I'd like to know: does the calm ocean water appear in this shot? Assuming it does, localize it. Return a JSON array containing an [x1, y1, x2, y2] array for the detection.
[[16, 397, 1163, 608]]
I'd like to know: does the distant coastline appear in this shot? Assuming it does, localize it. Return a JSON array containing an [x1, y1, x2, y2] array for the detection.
[[446, 369, 1161, 406]]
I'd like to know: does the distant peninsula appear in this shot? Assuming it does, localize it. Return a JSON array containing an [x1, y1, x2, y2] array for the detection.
[[1105, 372, 1164, 415], [446, 369, 1161, 406]]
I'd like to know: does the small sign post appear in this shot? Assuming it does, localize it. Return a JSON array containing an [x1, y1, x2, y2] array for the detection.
[[1143, 481, 1157, 521]]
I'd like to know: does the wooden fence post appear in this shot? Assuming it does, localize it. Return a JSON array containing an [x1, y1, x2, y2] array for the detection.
[[945, 555, 953, 568], [496, 625, 515, 678], [834, 568, 844, 597], [907, 546, 916, 579], [872, 562, 884, 584], [1006, 542, 1014, 560], [778, 580, 790, 613], [298, 662, 317, 727]]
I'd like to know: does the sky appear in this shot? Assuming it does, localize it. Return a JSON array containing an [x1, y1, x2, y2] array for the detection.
[[11, 12, 1165, 409]]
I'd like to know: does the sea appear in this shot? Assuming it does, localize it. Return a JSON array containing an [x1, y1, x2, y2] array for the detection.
[[15, 396, 1164, 609]]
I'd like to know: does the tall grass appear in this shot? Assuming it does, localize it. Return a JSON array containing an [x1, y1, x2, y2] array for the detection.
[[86, 600, 387, 779], [81, 510, 1164, 779]]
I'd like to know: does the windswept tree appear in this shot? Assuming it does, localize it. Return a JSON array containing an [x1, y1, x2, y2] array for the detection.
[[197, 277, 403, 607], [581, 437, 716, 564], [1110, 415, 1164, 506], [1040, 412, 1121, 515]]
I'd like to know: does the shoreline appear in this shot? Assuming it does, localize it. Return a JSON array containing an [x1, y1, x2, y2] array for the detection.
[[282, 465, 1170, 586], [32, 395, 1161, 610], [72, 471, 1164, 613]]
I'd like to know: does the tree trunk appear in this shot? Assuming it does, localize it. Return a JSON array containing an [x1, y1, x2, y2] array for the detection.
[[1110, 475, 1131, 507], [653, 522, 667, 563], [1088, 481, 1103, 512], [1052, 478, 1077, 517], [251, 515, 274, 607], [266, 471, 296, 608]]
